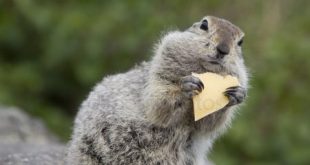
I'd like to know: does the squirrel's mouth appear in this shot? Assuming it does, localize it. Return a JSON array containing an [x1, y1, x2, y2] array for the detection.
[[209, 60, 221, 65], [207, 58, 225, 66], [201, 54, 224, 66], [199, 60, 226, 74]]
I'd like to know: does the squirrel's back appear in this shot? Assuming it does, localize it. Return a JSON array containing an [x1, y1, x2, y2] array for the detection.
[[79, 62, 149, 121]]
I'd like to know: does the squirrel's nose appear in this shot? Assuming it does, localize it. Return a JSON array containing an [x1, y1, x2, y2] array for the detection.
[[216, 43, 230, 58]]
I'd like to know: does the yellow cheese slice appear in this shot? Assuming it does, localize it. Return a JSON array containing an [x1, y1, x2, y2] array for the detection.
[[192, 72, 240, 121]]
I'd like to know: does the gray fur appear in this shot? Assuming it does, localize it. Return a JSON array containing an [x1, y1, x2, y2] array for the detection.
[[67, 16, 249, 165]]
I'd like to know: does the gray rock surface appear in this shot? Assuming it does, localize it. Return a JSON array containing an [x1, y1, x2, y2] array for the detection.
[[0, 106, 67, 165], [0, 143, 66, 165], [0, 106, 59, 144]]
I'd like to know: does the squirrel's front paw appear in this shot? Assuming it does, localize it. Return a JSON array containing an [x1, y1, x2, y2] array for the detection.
[[180, 75, 204, 98], [224, 86, 247, 106]]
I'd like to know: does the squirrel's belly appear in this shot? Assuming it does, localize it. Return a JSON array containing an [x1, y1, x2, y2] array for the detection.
[[191, 134, 213, 165]]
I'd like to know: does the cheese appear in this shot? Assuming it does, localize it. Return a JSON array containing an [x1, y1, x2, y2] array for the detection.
[[192, 72, 240, 121]]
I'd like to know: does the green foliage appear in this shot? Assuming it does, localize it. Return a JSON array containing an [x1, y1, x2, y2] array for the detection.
[[0, 0, 309, 163]]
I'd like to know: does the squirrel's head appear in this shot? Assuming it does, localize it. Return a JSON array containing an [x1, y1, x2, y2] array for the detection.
[[188, 16, 244, 66], [154, 16, 246, 80]]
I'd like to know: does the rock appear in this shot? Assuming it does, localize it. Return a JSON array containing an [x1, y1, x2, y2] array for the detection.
[[0, 106, 67, 164], [0, 143, 66, 165], [0, 106, 59, 144]]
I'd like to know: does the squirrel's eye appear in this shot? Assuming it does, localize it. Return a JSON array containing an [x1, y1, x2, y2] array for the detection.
[[200, 19, 208, 31], [237, 38, 243, 46]]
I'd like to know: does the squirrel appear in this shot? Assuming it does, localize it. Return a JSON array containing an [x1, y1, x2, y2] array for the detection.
[[67, 16, 249, 165]]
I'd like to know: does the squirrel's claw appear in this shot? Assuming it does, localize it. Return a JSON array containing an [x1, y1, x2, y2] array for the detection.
[[180, 75, 204, 98], [224, 86, 246, 106]]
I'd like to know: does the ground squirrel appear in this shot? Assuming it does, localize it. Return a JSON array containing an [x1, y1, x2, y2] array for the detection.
[[67, 16, 249, 165]]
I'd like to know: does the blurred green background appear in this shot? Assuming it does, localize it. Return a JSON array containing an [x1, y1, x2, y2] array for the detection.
[[1, 0, 310, 164]]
